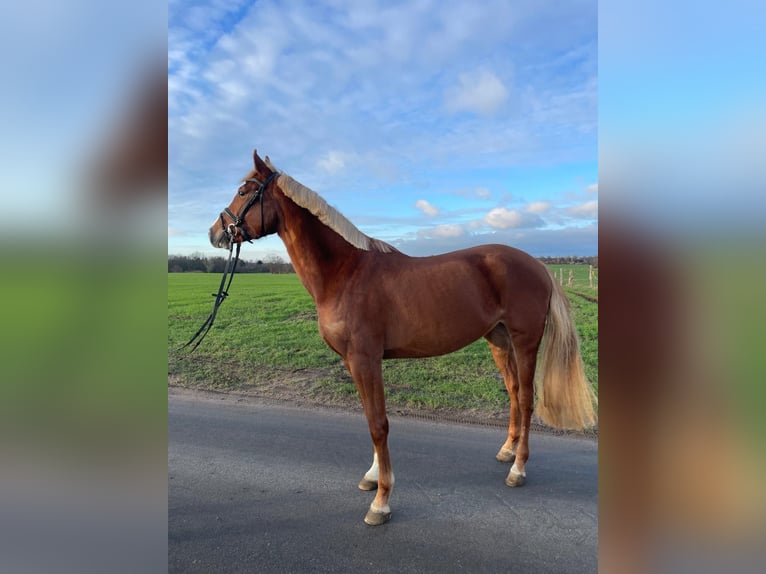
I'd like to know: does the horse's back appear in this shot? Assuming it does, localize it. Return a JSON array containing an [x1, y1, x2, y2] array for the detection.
[[351, 244, 551, 358], [399, 244, 551, 296]]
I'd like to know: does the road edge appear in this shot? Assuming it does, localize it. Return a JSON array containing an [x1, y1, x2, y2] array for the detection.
[[168, 384, 598, 441]]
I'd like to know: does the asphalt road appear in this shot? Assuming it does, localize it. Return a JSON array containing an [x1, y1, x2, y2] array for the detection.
[[169, 392, 597, 573]]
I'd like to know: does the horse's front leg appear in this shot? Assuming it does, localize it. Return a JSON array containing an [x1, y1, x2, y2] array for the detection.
[[344, 352, 394, 525], [358, 450, 379, 491]]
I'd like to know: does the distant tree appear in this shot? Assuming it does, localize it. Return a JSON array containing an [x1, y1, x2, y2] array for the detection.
[[167, 253, 295, 273], [205, 256, 227, 273], [264, 254, 294, 274], [168, 255, 184, 272], [537, 255, 598, 266], [187, 252, 207, 272]]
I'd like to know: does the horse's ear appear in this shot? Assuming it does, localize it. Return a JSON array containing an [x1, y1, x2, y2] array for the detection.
[[253, 149, 268, 172]]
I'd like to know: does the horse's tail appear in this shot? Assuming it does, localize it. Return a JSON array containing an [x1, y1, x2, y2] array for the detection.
[[534, 278, 597, 430]]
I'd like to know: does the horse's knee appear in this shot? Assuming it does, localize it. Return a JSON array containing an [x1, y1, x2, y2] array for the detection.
[[368, 417, 389, 443]]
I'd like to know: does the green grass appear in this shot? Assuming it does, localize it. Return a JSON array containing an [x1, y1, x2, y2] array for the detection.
[[546, 263, 598, 300], [567, 291, 599, 392], [168, 274, 331, 385], [544, 264, 598, 392], [169, 268, 598, 414], [1, 250, 167, 456]]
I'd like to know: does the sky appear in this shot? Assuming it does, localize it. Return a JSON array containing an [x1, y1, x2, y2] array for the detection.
[[0, 1, 164, 238], [169, 0, 597, 261]]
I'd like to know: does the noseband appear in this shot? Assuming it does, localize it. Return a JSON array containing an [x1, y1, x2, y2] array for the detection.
[[179, 171, 278, 353], [220, 171, 278, 242]]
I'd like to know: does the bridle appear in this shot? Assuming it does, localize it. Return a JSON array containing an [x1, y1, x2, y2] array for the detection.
[[219, 171, 279, 243], [179, 171, 278, 352]]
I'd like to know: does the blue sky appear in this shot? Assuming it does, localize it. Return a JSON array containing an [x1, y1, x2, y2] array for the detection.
[[169, 0, 597, 260]]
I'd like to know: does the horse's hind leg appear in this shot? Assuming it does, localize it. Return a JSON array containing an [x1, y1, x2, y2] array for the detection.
[[485, 324, 519, 464], [505, 320, 547, 488]]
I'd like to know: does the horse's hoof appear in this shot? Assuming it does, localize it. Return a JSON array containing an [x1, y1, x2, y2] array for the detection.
[[505, 469, 526, 487], [364, 508, 392, 526], [358, 477, 378, 491], [495, 447, 516, 463]]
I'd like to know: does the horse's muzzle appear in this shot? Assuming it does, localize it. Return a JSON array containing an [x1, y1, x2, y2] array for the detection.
[[209, 226, 232, 249]]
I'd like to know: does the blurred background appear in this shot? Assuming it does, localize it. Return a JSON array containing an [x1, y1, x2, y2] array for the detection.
[[0, 2, 167, 573], [600, 1, 766, 572], [0, 1, 764, 573]]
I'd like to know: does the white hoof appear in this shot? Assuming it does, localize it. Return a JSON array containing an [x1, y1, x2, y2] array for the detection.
[[505, 463, 526, 487]]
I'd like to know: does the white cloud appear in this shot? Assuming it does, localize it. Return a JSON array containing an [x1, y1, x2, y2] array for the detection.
[[317, 150, 347, 174], [455, 187, 492, 200], [568, 200, 598, 218], [431, 224, 465, 238], [525, 201, 551, 214], [485, 207, 521, 228], [586, 183, 598, 194], [416, 223, 466, 240], [484, 207, 542, 229], [445, 69, 508, 116], [414, 199, 440, 216]]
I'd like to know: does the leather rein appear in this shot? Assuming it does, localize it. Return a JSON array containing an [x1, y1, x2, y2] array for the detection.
[[179, 172, 278, 352]]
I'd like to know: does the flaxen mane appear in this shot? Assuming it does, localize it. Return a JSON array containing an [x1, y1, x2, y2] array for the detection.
[[244, 165, 398, 254]]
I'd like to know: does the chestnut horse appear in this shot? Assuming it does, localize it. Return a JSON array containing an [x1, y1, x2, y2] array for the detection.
[[208, 150, 596, 525]]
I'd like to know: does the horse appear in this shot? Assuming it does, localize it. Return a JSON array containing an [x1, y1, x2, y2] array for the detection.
[[208, 149, 596, 526]]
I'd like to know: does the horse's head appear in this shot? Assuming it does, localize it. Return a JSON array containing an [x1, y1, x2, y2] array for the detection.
[[209, 149, 280, 249]]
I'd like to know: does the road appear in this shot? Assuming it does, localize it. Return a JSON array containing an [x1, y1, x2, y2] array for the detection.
[[169, 392, 597, 573]]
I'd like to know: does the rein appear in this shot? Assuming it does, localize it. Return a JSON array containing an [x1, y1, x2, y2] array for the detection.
[[178, 239, 242, 352], [179, 171, 277, 353]]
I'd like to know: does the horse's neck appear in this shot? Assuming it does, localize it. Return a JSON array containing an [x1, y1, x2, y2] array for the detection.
[[276, 196, 362, 303]]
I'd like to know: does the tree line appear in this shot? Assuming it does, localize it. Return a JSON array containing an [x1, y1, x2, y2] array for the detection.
[[168, 253, 294, 274], [169, 253, 597, 274], [538, 255, 598, 267]]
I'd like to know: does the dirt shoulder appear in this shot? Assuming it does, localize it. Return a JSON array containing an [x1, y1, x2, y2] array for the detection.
[[168, 378, 598, 440]]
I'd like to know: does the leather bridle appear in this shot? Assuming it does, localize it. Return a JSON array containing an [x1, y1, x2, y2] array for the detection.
[[179, 171, 278, 352], [219, 171, 278, 243]]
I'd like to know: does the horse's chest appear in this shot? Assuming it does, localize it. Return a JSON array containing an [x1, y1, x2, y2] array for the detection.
[[318, 315, 348, 355]]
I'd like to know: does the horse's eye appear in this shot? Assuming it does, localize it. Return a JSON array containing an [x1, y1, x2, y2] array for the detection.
[[238, 188, 246, 197]]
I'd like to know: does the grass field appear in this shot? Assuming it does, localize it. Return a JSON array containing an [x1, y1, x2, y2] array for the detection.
[[168, 266, 597, 418]]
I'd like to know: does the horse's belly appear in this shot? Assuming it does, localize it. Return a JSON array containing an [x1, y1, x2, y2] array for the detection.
[[383, 313, 493, 359]]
